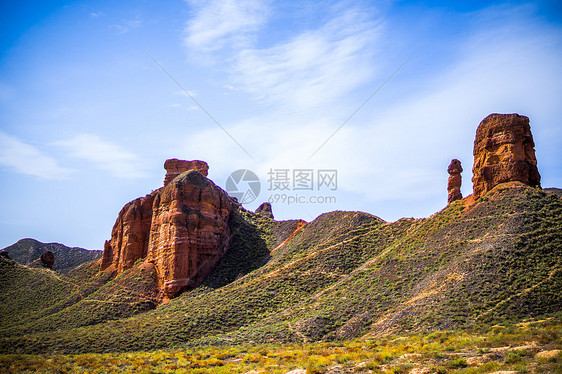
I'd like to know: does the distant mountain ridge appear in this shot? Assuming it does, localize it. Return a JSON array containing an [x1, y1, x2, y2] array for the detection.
[[1, 238, 102, 273]]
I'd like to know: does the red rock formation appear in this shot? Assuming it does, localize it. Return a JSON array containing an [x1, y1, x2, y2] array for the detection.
[[163, 159, 208, 186], [472, 114, 541, 200], [447, 159, 463, 203], [101, 159, 233, 299], [147, 171, 233, 298], [255, 202, 274, 219], [100, 193, 155, 273]]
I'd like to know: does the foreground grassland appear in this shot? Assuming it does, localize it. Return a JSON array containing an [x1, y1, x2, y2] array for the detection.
[[1, 318, 560, 374]]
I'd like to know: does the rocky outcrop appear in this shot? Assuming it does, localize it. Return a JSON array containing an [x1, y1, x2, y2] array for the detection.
[[100, 193, 155, 273], [147, 171, 233, 298], [472, 114, 541, 200], [163, 159, 208, 186], [255, 202, 274, 219], [447, 159, 463, 203], [101, 159, 234, 299], [40, 251, 55, 269]]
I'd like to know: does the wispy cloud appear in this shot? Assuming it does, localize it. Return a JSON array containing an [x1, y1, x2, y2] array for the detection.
[[323, 5, 562, 205], [233, 8, 381, 108], [0, 132, 72, 180], [111, 17, 143, 34], [174, 3, 562, 220], [176, 89, 198, 97], [54, 134, 148, 179], [184, 0, 268, 52], [184, 1, 382, 109]]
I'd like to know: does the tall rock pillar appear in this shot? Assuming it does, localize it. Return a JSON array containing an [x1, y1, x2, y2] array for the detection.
[[447, 159, 463, 203], [472, 113, 541, 200]]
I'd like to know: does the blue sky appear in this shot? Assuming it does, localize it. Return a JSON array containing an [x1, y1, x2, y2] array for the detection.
[[1, 0, 561, 250]]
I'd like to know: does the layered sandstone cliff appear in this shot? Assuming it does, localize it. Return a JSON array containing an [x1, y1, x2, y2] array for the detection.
[[101, 193, 155, 273], [472, 114, 541, 200], [147, 171, 233, 297], [101, 159, 234, 299]]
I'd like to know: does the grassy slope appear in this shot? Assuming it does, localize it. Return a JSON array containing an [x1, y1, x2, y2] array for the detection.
[[0, 182, 560, 354], [0, 258, 160, 340], [1, 316, 561, 373], [266, 182, 562, 341], [192, 182, 561, 346]]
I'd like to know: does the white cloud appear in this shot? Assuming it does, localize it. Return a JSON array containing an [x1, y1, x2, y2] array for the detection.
[[172, 2, 562, 222], [233, 8, 381, 108], [328, 7, 562, 204], [184, 0, 268, 52], [175, 4, 562, 215], [168, 103, 199, 110], [54, 134, 148, 179], [111, 17, 143, 34], [176, 89, 198, 97], [183, 1, 382, 108], [0, 132, 72, 180]]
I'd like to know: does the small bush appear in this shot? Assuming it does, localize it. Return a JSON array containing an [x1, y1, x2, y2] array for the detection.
[[505, 349, 527, 364], [306, 365, 324, 374], [448, 357, 468, 368]]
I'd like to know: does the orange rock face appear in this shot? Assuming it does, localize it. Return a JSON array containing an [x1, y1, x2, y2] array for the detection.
[[447, 159, 463, 204], [163, 159, 208, 186], [101, 159, 234, 299], [147, 171, 233, 298], [472, 114, 541, 200], [101, 193, 155, 273]]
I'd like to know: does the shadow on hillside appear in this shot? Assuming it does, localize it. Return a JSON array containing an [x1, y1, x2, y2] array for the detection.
[[201, 210, 271, 289]]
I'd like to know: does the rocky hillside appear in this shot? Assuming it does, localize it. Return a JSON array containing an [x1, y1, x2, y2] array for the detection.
[[0, 113, 559, 355], [1, 238, 102, 273], [0, 182, 560, 354]]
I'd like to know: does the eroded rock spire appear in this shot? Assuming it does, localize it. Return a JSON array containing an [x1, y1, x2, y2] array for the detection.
[[447, 159, 463, 203]]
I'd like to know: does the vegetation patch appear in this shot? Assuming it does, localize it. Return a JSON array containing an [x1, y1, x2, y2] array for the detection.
[[1, 316, 560, 373]]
